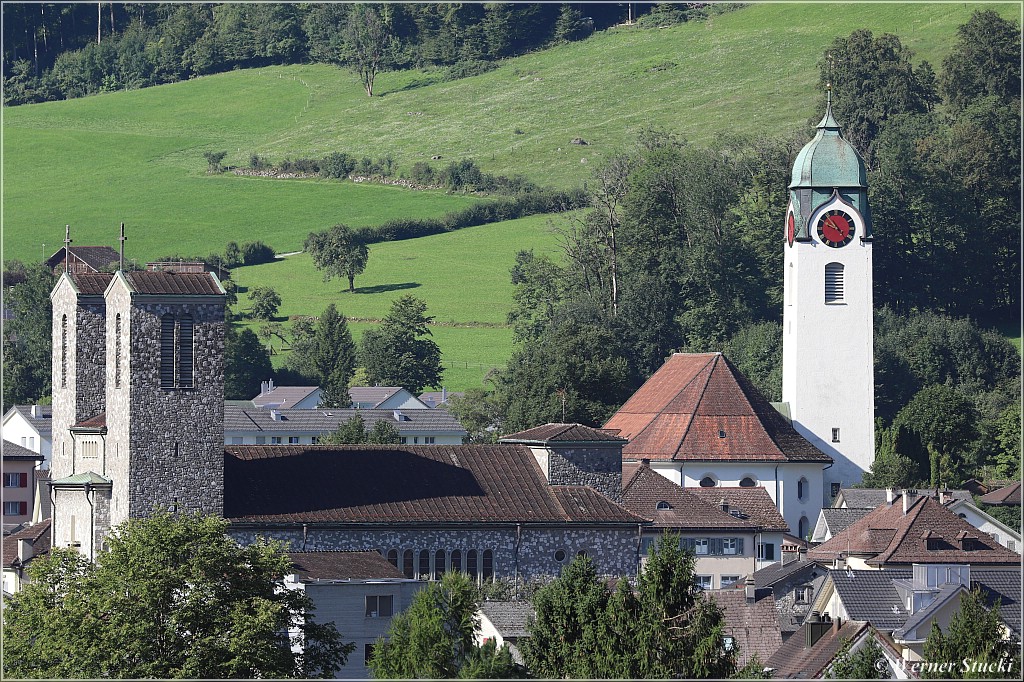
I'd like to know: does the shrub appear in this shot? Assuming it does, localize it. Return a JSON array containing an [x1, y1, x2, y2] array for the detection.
[[320, 152, 356, 179], [440, 59, 499, 82], [241, 241, 276, 266], [203, 150, 228, 173], [409, 161, 436, 185]]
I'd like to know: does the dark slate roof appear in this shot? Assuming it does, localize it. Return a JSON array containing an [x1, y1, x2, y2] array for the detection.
[[709, 588, 784, 667], [501, 423, 626, 444], [480, 600, 535, 638], [689, 486, 790, 533], [286, 551, 406, 581], [819, 507, 871, 536], [224, 444, 646, 525], [980, 481, 1021, 506], [224, 404, 466, 435], [809, 494, 1020, 566], [766, 619, 870, 678], [752, 559, 821, 589], [621, 465, 757, 530], [252, 386, 320, 409], [69, 271, 114, 295], [2, 440, 44, 461], [122, 270, 223, 295], [606, 353, 830, 463], [46, 246, 119, 271], [4, 405, 53, 434], [2, 520, 51, 568]]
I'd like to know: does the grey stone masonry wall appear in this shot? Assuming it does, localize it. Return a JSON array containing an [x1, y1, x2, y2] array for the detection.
[[50, 278, 106, 481], [104, 277, 225, 529], [546, 444, 624, 502], [229, 524, 639, 581]]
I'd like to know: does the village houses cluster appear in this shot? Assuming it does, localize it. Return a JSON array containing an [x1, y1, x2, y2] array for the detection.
[[3, 102, 1021, 678]]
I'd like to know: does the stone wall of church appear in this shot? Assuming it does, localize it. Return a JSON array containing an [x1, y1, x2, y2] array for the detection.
[[546, 445, 623, 502], [51, 486, 111, 560], [229, 524, 639, 580]]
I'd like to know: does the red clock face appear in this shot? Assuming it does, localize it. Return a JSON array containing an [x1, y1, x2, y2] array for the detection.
[[817, 209, 855, 247], [786, 210, 795, 247]]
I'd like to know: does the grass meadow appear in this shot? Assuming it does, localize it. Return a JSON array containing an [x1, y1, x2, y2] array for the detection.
[[4, 2, 1016, 389]]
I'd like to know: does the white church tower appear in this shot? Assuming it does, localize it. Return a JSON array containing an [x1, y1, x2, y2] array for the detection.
[[782, 94, 874, 500]]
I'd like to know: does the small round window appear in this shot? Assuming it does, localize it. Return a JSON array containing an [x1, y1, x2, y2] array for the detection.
[[699, 476, 717, 488], [740, 477, 756, 488], [554, 549, 566, 562]]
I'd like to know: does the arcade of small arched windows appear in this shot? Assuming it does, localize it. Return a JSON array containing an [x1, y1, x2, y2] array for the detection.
[[385, 547, 495, 582]]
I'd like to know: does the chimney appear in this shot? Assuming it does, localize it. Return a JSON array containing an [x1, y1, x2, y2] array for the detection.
[[270, 409, 282, 421], [745, 575, 756, 604], [441, 387, 447, 403], [885, 487, 897, 505], [18, 538, 34, 564], [641, 458, 651, 468], [719, 499, 729, 514], [260, 380, 271, 395], [902, 489, 918, 514], [30, 404, 42, 419], [804, 611, 832, 648], [833, 615, 842, 633]]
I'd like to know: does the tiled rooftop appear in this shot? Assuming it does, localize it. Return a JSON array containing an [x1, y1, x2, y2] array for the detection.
[[2, 440, 44, 461], [122, 270, 224, 296], [605, 353, 830, 463], [709, 588, 784, 667], [2, 520, 51, 568], [286, 551, 406, 581], [689, 486, 790, 533], [224, 444, 645, 525], [818, 507, 871, 536], [979, 481, 1021, 506], [480, 600, 535, 638], [766, 619, 869, 678], [47, 245, 119, 272], [621, 465, 757, 530], [501, 423, 626, 444], [252, 386, 320, 409], [5, 405, 53, 433], [224, 404, 466, 435], [69, 271, 114, 295]]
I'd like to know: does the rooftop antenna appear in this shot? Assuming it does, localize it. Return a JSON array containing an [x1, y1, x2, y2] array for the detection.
[[63, 225, 72, 274], [118, 222, 127, 271]]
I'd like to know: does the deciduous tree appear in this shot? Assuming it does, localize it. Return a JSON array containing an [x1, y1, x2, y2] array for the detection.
[[248, 285, 281, 321], [304, 224, 369, 293], [342, 4, 392, 97]]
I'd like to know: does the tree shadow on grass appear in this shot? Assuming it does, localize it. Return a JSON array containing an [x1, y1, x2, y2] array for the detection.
[[352, 282, 421, 295]]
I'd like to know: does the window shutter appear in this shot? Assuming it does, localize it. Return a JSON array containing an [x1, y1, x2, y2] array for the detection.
[[825, 263, 844, 303], [711, 538, 722, 555], [160, 314, 176, 387], [737, 538, 744, 555], [19, 501, 27, 515], [178, 315, 194, 387]]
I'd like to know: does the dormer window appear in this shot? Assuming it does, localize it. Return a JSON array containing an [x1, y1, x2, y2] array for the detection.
[[656, 501, 672, 511]]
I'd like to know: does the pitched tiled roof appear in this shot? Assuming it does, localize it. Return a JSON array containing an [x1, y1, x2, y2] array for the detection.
[[73, 413, 106, 429], [980, 481, 1021, 506], [480, 601, 535, 638], [501, 423, 625, 444], [2, 440, 44, 461], [808, 494, 1020, 566], [689, 486, 790, 533], [69, 271, 114, 295], [46, 246, 119, 271], [621, 465, 757, 530], [766, 619, 870, 678], [224, 404, 466, 435], [819, 507, 871, 536], [4, 405, 53, 434], [709, 588, 784, 667], [2, 520, 51, 568], [836, 487, 971, 509], [252, 386, 320, 409], [286, 551, 406, 580], [348, 386, 406, 407], [752, 558, 821, 589], [605, 353, 830, 463], [122, 270, 224, 295], [224, 444, 645, 525]]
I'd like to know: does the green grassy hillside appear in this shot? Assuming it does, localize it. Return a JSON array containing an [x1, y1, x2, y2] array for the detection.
[[4, 2, 1015, 390]]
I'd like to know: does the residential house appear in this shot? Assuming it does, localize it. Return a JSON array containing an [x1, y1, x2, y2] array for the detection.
[[709, 580, 784, 667], [766, 615, 906, 679], [45, 245, 120, 275], [2, 519, 51, 595], [419, 389, 463, 408], [349, 387, 429, 411], [690, 485, 791, 573], [945, 497, 1020, 553], [979, 481, 1021, 507], [284, 550, 424, 679], [752, 554, 829, 642], [831, 486, 970, 510], [2, 404, 53, 467], [224, 404, 467, 446], [252, 380, 322, 409], [605, 352, 832, 537], [2, 441, 44, 530], [622, 462, 764, 589], [810, 507, 871, 543], [477, 601, 534, 666]]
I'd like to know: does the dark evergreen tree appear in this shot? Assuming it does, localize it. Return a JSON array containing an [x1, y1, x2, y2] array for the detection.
[[922, 587, 1021, 679], [224, 326, 273, 400], [360, 295, 443, 394], [310, 304, 356, 409], [2, 264, 55, 407]]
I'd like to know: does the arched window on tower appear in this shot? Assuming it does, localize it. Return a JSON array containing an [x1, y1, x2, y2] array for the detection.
[[61, 315, 68, 388], [798, 516, 810, 540], [160, 314, 176, 388], [825, 263, 845, 303]]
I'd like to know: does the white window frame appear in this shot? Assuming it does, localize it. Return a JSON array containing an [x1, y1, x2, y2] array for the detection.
[[696, 575, 713, 590], [723, 538, 738, 555], [694, 539, 709, 555]]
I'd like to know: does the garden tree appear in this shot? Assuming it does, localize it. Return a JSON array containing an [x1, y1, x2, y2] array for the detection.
[[369, 571, 524, 678], [939, 10, 1021, 114], [248, 285, 281, 321], [446, 387, 502, 444], [554, 4, 593, 42], [494, 301, 634, 433], [257, 321, 288, 352], [304, 224, 369, 293], [224, 326, 273, 400], [360, 295, 443, 394], [816, 29, 934, 166], [828, 635, 887, 679], [223, 240, 242, 267], [892, 384, 978, 488], [309, 304, 356, 409], [342, 4, 392, 97], [240, 240, 276, 266], [922, 587, 1021, 679], [990, 401, 1021, 480], [2, 264, 55, 407], [2, 513, 352, 679]]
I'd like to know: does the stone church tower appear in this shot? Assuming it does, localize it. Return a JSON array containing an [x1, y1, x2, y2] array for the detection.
[[50, 267, 226, 556], [781, 95, 875, 499]]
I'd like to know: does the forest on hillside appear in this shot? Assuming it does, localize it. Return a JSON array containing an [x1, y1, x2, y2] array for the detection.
[[2, 2, 717, 104]]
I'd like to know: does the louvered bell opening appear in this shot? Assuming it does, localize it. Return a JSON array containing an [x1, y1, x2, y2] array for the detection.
[[824, 262, 845, 303], [178, 315, 194, 387], [160, 314, 176, 387]]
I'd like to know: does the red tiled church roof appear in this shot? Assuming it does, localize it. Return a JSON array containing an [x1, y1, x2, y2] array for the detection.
[[807, 493, 1021, 566], [605, 353, 830, 463], [224, 444, 645, 525]]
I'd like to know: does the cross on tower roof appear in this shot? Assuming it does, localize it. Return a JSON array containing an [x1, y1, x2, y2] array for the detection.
[[63, 225, 72, 274], [118, 222, 127, 271]]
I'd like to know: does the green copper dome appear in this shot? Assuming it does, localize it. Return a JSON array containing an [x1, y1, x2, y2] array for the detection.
[[789, 101, 867, 189]]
